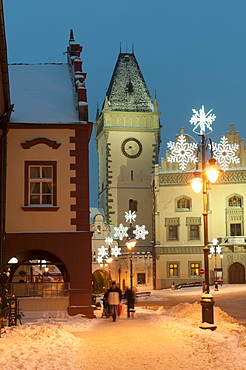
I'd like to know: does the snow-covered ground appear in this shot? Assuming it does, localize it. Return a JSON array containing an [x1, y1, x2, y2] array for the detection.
[[1, 285, 246, 369]]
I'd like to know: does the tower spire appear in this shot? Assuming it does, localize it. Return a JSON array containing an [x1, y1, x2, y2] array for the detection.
[[69, 29, 75, 42]]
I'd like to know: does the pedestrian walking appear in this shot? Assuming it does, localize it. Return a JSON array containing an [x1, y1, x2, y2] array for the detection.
[[124, 287, 135, 318], [104, 281, 122, 321]]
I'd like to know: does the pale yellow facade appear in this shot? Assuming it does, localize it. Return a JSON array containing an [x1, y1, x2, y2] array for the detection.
[[6, 128, 77, 232], [154, 125, 246, 289]]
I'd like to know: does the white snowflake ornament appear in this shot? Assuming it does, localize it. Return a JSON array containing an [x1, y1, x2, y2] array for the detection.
[[133, 225, 149, 240], [111, 245, 122, 258], [190, 105, 216, 135], [125, 210, 137, 223], [167, 135, 198, 170], [98, 246, 108, 257], [97, 255, 103, 264], [114, 223, 129, 240], [105, 237, 113, 246], [212, 136, 240, 171]]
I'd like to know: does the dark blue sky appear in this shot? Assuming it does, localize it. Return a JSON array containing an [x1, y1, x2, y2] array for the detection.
[[4, 0, 246, 206]]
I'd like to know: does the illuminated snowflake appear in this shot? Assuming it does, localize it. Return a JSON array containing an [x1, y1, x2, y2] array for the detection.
[[105, 237, 113, 246], [133, 225, 149, 240], [209, 245, 222, 255], [167, 135, 198, 170], [212, 136, 240, 171], [111, 245, 122, 258], [125, 210, 137, 223], [98, 246, 108, 257], [97, 255, 103, 264], [114, 223, 129, 240], [189, 105, 216, 135]]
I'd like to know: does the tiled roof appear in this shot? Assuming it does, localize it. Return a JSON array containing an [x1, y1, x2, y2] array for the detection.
[[106, 53, 154, 112]]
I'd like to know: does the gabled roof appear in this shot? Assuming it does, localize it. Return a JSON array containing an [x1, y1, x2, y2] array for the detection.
[[105, 52, 154, 112], [9, 64, 80, 124]]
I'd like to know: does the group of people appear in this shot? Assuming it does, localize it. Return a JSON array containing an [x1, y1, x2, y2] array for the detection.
[[103, 281, 135, 321]]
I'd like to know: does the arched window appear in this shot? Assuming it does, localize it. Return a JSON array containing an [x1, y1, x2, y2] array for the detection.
[[176, 197, 191, 211], [228, 196, 242, 207]]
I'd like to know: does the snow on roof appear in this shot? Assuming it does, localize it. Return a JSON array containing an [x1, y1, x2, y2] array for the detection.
[[9, 64, 81, 124]]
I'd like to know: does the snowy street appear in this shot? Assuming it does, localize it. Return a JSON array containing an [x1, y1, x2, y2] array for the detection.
[[1, 285, 246, 369]]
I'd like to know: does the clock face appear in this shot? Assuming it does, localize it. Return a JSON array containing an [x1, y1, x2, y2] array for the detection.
[[121, 138, 142, 158]]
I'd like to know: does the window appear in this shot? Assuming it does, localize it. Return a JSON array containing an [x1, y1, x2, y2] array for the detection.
[[186, 217, 201, 241], [165, 218, 180, 241], [137, 273, 146, 284], [176, 197, 191, 211], [23, 161, 58, 211], [190, 225, 200, 240], [169, 263, 178, 277], [230, 224, 241, 236], [168, 225, 178, 240], [190, 263, 200, 276], [129, 199, 138, 212], [228, 196, 242, 207]]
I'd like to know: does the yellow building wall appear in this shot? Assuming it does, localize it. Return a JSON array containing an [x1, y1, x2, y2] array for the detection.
[[6, 128, 76, 232]]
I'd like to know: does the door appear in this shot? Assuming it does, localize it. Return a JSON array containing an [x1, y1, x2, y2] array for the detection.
[[229, 263, 245, 284]]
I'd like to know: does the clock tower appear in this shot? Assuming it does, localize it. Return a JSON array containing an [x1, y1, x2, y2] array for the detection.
[[95, 51, 161, 252]]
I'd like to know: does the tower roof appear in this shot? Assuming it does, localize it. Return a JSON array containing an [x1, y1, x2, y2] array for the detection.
[[105, 52, 154, 112]]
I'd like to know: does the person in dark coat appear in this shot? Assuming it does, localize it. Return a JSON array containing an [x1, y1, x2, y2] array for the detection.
[[124, 287, 135, 318], [104, 281, 122, 321]]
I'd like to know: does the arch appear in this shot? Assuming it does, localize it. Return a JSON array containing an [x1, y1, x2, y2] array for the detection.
[[229, 262, 245, 284], [92, 269, 111, 294], [6, 250, 69, 284]]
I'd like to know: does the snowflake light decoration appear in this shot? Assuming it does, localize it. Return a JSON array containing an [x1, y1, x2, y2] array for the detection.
[[125, 210, 137, 223], [105, 237, 113, 246], [212, 136, 240, 171], [189, 105, 216, 135], [133, 225, 149, 240], [167, 135, 198, 170], [97, 246, 108, 257], [114, 223, 129, 240], [111, 246, 122, 258], [97, 255, 103, 264]]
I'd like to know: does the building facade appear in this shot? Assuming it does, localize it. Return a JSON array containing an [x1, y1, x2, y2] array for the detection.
[[5, 32, 93, 317], [153, 124, 246, 289]]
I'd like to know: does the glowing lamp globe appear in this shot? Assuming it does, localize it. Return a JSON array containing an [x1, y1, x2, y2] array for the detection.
[[189, 176, 203, 194], [205, 158, 222, 183]]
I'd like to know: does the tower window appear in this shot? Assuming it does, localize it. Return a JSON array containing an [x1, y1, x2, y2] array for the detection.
[[131, 170, 134, 181], [129, 199, 138, 212]]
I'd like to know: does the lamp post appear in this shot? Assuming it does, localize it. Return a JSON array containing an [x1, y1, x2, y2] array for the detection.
[[114, 210, 148, 290], [126, 237, 137, 290]]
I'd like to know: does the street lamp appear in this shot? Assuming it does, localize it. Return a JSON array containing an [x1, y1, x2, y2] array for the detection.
[[126, 237, 137, 290]]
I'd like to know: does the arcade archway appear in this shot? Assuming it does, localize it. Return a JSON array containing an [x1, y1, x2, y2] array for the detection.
[[92, 270, 111, 294], [6, 250, 69, 298]]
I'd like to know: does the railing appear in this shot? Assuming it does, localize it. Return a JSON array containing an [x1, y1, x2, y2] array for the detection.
[[8, 282, 69, 298]]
